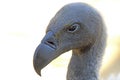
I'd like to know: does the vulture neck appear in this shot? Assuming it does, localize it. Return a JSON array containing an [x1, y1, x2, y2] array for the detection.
[[67, 37, 105, 80]]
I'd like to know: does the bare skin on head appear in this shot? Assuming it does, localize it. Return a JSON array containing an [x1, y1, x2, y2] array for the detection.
[[33, 2, 106, 80]]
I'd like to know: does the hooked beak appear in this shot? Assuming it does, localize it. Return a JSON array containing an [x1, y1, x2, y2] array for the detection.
[[33, 31, 59, 76]]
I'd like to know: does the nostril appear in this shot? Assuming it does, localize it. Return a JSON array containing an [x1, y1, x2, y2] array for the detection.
[[47, 41, 55, 45], [44, 40, 56, 49]]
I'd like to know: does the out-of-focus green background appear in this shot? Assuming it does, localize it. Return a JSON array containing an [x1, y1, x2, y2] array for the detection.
[[0, 0, 120, 80]]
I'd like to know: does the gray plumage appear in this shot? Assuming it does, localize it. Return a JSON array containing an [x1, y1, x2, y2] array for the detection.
[[33, 2, 107, 80]]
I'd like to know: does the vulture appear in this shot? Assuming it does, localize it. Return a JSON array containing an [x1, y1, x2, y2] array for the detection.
[[33, 2, 106, 80]]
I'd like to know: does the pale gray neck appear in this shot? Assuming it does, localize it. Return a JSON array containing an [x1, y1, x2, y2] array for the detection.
[[67, 50, 99, 80], [67, 33, 106, 80]]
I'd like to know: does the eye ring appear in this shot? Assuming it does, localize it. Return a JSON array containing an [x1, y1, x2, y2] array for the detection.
[[67, 23, 80, 33]]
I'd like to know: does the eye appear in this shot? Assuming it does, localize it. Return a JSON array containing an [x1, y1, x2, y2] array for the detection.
[[67, 23, 80, 33]]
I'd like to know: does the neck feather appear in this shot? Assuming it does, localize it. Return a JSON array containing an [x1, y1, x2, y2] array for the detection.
[[67, 31, 106, 80], [67, 50, 99, 80]]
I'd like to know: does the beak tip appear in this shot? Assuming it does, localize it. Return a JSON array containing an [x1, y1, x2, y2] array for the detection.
[[33, 61, 42, 77], [35, 68, 42, 77], [37, 71, 41, 76]]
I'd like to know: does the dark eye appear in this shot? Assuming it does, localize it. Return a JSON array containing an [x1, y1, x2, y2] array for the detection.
[[67, 23, 80, 33]]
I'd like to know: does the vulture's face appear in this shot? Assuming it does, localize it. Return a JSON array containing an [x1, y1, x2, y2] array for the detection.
[[33, 3, 103, 76]]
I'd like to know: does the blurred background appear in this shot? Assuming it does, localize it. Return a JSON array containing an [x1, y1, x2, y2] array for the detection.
[[0, 0, 120, 80]]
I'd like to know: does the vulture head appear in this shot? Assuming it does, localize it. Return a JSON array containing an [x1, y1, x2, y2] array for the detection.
[[33, 2, 106, 78]]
